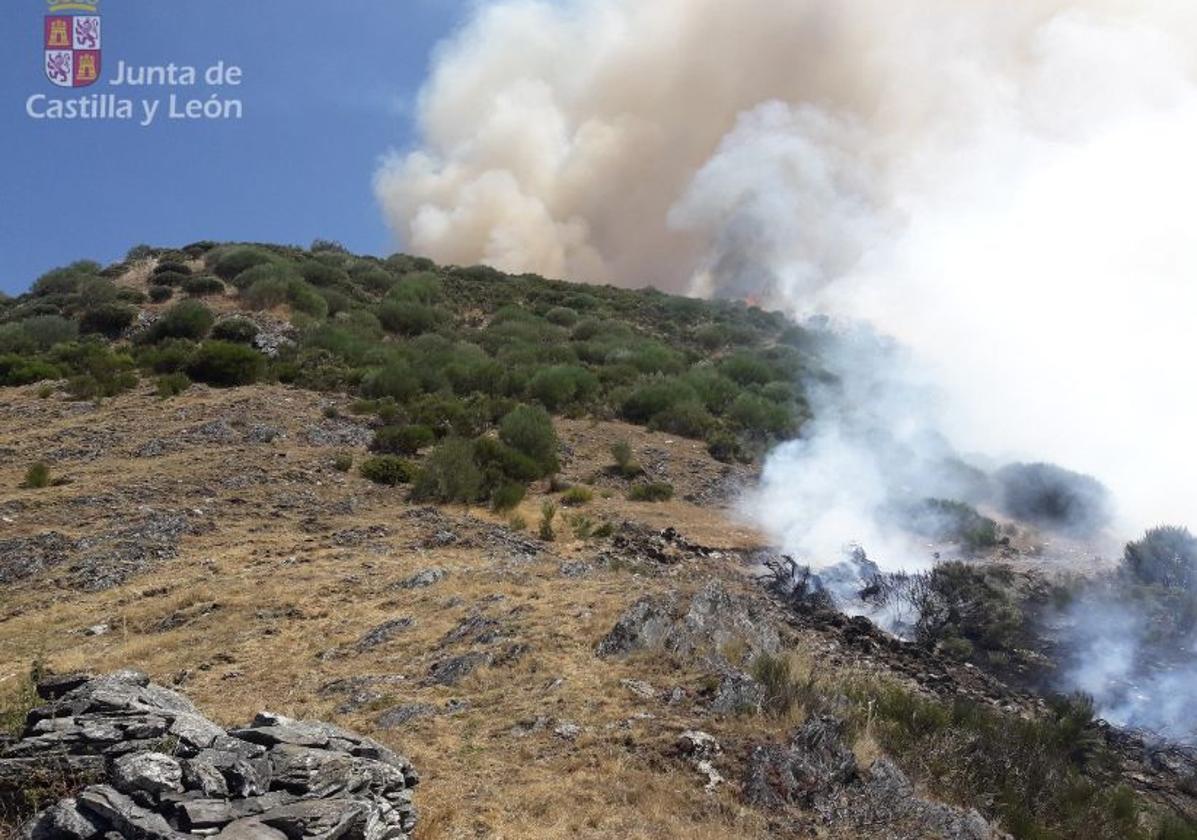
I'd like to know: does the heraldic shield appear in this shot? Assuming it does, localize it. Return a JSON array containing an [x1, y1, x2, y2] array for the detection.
[[44, 4, 101, 89]]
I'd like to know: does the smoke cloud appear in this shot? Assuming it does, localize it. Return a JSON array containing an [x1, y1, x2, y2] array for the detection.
[[376, 0, 1197, 539]]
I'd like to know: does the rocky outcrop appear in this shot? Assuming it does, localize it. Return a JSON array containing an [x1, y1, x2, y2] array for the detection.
[[1, 671, 418, 839], [595, 580, 780, 664], [744, 715, 1008, 840]]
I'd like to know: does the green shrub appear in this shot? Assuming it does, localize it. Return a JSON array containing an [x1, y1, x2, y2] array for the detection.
[[378, 300, 448, 336], [412, 438, 483, 503], [360, 455, 416, 486], [185, 341, 264, 387], [362, 363, 420, 403], [0, 316, 79, 353], [371, 425, 436, 456], [719, 352, 776, 386], [491, 482, 526, 512], [287, 280, 328, 319], [156, 372, 190, 398], [20, 462, 51, 489], [561, 486, 593, 506], [387, 271, 442, 304], [53, 343, 138, 398], [545, 306, 579, 327], [1123, 526, 1197, 591], [499, 405, 559, 476], [751, 652, 803, 717], [145, 300, 214, 342], [610, 440, 643, 477], [706, 431, 747, 464], [729, 392, 797, 438], [299, 260, 350, 288], [211, 317, 260, 344], [621, 378, 697, 424], [0, 355, 61, 386], [242, 276, 290, 309], [528, 364, 598, 411], [183, 275, 225, 297], [148, 285, 174, 303], [649, 399, 714, 438], [135, 338, 196, 373], [539, 500, 557, 541], [116, 288, 147, 305], [628, 481, 673, 502], [210, 246, 278, 281], [333, 452, 354, 472], [153, 260, 192, 277], [567, 513, 595, 540], [79, 303, 136, 337], [32, 261, 101, 296]]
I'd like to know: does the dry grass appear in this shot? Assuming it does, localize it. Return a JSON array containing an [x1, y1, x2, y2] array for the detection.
[[0, 382, 793, 839]]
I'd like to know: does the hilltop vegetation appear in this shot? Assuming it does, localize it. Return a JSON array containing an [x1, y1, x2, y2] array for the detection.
[[0, 240, 811, 509]]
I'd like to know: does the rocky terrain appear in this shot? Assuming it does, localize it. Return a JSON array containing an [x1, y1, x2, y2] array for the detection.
[[2, 380, 1195, 839]]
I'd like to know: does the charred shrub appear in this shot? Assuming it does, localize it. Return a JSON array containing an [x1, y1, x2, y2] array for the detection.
[[1122, 526, 1197, 591], [995, 462, 1111, 535]]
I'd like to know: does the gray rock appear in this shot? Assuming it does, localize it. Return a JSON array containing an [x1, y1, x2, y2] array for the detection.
[[112, 752, 184, 795], [23, 798, 104, 840], [76, 785, 183, 839], [355, 618, 415, 652], [427, 653, 491, 686], [709, 670, 765, 715], [678, 730, 721, 761], [376, 705, 438, 730], [395, 567, 447, 589]]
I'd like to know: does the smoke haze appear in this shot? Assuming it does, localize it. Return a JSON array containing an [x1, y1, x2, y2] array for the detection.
[[376, 0, 1197, 540]]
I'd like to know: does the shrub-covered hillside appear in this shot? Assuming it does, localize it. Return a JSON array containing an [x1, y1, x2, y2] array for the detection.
[[0, 241, 812, 508]]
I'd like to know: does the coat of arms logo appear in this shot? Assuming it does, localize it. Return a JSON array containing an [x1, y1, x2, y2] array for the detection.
[[44, 0, 101, 88]]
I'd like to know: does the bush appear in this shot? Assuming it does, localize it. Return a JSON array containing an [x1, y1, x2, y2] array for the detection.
[[610, 440, 643, 477], [902, 499, 1000, 550], [148, 285, 174, 303], [152, 271, 191, 288], [706, 431, 747, 464], [299, 260, 350, 288], [412, 438, 482, 503], [20, 462, 50, 489], [362, 363, 420, 403], [211, 317, 260, 344], [621, 378, 697, 424], [153, 260, 192, 277], [539, 501, 557, 541], [242, 276, 290, 309], [628, 481, 674, 502], [1123, 526, 1197, 591], [0, 355, 61, 386], [0, 316, 78, 353], [79, 303, 136, 337], [371, 425, 436, 456], [287, 280, 328, 319], [155, 372, 190, 398], [561, 486, 593, 506], [378, 300, 448, 336], [751, 652, 802, 717], [387, 272, 442, 304], [528, 365, 598, 411], [729, 392, 797, 438], [146, 300, 214, 342], [185, 341, 264, 387], [210, 246, 277, 281], [995, 462, 1112, 535], [499, 405, 559, 476], [32, 261, 100, 296], [649, 399, 714, 438], [491, 482, 526, 512], [545, 306, 578, 327], [333, 452, 354, 472], [183, 275, 225, 297], [360, 455, 416, 486]]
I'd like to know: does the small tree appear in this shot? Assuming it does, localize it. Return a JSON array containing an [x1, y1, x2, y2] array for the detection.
[[1123, 526, 1197, 590], [499, 405, 559, 476], [185, 341, 264, 387], [412, 438, 482, 503]]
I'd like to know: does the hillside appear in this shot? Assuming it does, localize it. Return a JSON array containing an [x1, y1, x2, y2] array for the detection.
[[2, 244, 1197, 839]]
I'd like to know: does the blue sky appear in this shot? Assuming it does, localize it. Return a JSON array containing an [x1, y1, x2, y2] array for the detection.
[[0, 0, 473, 295]]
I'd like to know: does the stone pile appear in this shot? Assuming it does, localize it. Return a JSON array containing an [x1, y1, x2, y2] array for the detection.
[[0, 671, 418, 839]]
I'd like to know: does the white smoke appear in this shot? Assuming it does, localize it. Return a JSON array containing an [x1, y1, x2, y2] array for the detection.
[[376, 0, 1197, 545]]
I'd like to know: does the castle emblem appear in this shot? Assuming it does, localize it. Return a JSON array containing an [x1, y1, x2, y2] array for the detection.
[[44, 0, 101, 88]]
